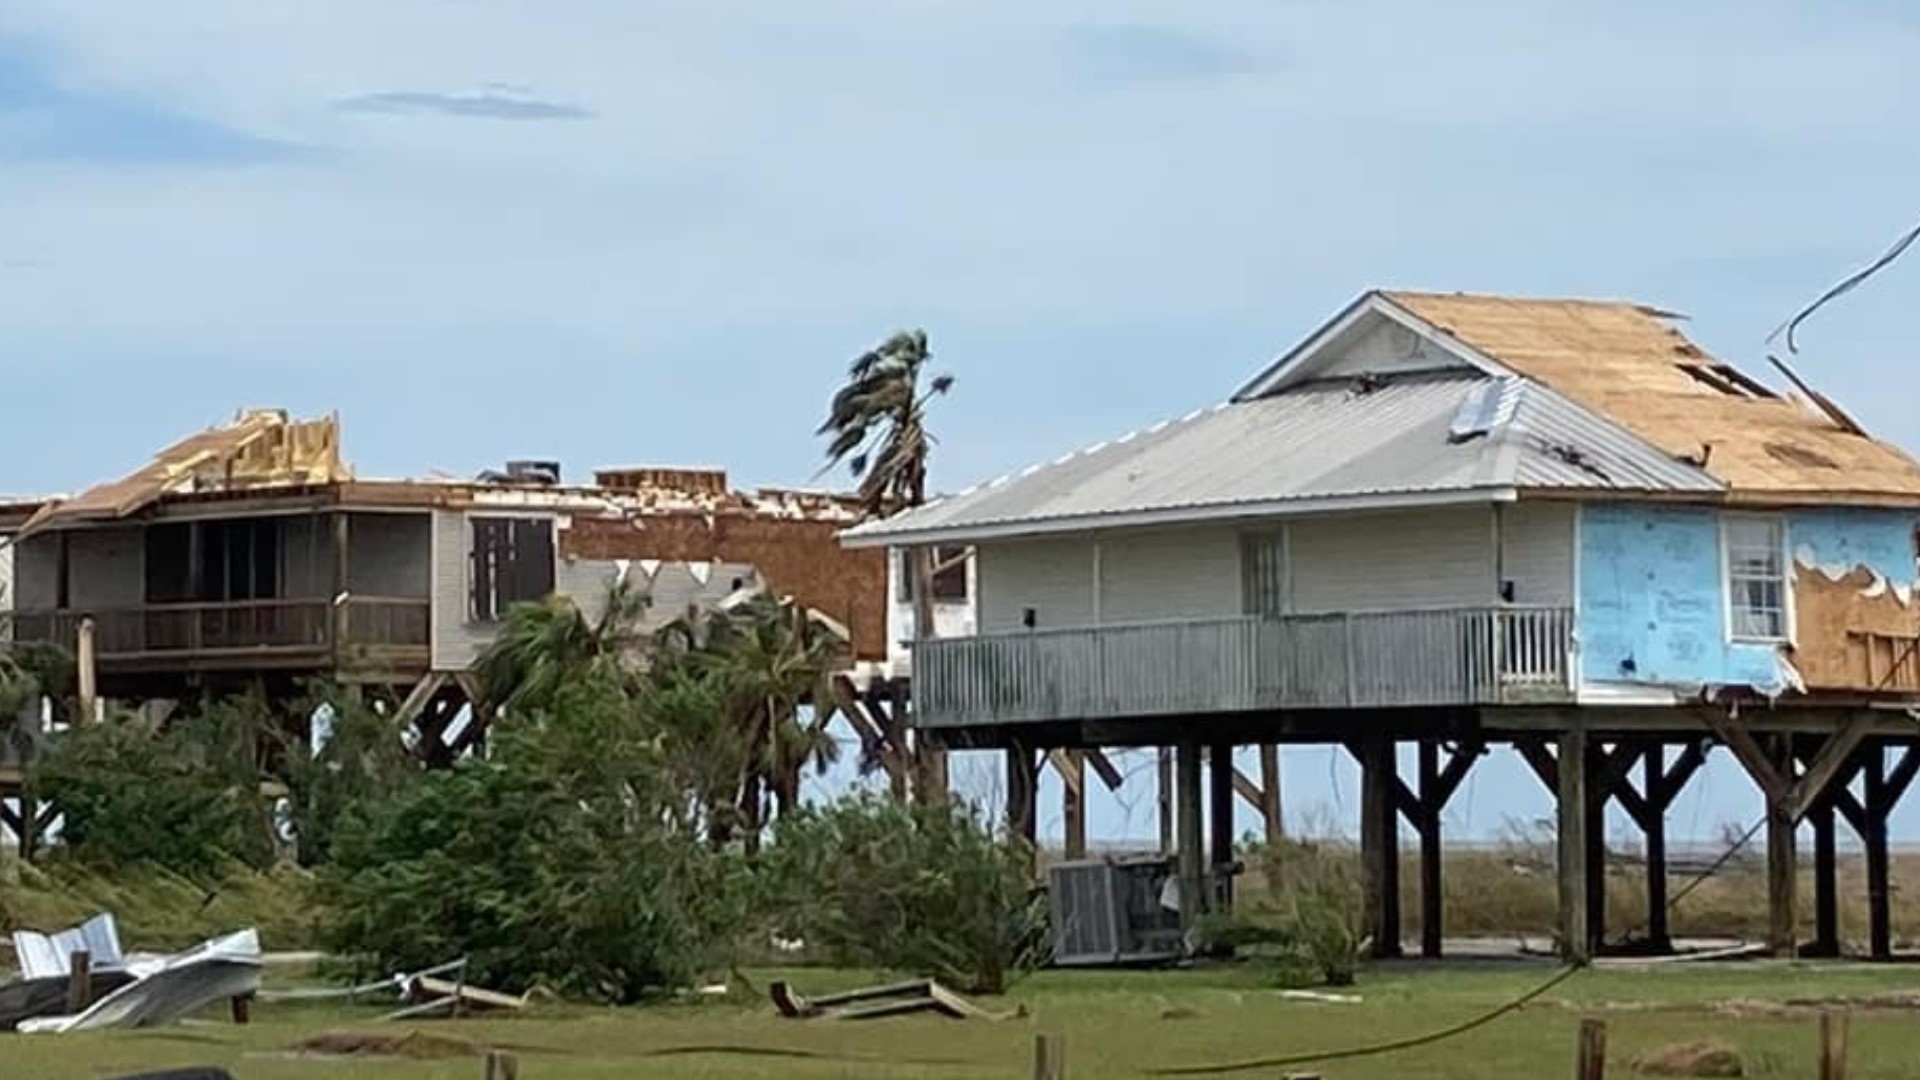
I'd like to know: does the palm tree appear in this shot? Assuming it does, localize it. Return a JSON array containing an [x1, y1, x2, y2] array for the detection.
[[657, 593, 843, 848], [475, 577, 654, 713], [818, 329, 952, 515], [818, 329, 953, 800]]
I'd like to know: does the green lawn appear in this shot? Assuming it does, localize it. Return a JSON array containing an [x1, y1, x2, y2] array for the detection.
[[10, 960, 1920, 1079]]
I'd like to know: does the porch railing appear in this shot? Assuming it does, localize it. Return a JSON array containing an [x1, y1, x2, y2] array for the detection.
[[8, 596, 430, 662], [913, 606, 1574, 727]]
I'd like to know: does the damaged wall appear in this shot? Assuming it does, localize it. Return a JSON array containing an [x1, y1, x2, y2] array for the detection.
[[1578, 505, 1792, 694], [1786, 508, 1920, 690], [1579, 504, 1920, 696], [562, 513, 887, 660]]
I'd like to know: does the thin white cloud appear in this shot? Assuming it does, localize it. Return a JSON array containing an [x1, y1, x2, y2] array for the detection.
[[335, 90, 591, 121]]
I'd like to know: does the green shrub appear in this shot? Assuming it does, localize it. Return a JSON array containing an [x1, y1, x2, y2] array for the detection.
[[759, 794, 1041, 994], [30, 703, 276, 875], [1217, 836, 1362, 986], [280, 686, 419, 865], [315, 673, 746, 1002]]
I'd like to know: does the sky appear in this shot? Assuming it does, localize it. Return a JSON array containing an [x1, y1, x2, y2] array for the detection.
[[8, 0, 1920, 847]]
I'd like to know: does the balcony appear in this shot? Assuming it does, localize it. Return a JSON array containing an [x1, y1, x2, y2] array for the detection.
[[913, 606, 1575, 727], [7, 597, 431, 674]]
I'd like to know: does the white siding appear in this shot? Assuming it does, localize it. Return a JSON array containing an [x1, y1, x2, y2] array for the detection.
[[429, 510, 476, 670], [885, 548, 976, 665], [1289, 507, 1495, 612], [66, 527, 143, 609], [977, 539, 1097, 633], [1098, 527, 1242, 623], [977, 528, 1241, 632], [1317, 318, 1468, 379], [1500, 502, 1574, 607]]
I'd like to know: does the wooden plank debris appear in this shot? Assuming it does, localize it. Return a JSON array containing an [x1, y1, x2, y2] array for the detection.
[[770, 979, 1020, 1022]]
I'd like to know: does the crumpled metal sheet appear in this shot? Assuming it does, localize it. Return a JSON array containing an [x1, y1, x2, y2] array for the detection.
[[12, 913, 125, 981], [18, 929, 262, 1034]]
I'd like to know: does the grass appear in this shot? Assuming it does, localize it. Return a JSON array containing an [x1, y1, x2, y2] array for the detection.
[[9, 960, 1920, 1079]]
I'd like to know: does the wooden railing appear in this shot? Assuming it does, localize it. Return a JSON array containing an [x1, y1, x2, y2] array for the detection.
[[9, 597, 430, 663], [913, 606, 1575, 727]]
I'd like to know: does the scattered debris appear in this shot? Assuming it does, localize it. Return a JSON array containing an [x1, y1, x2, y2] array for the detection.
[[258, 958, 468, 1003], [1278, 989, 1363, 1005], [380, 969, 530, 1021], [291, 1029, 488, 1060], [770, 979, 1023, 1022], [2, 914, 137, 1030], [18, 929, 263, 1034], [1595, 943, 1767, 967], [1631, 1039, 1745, 1076]]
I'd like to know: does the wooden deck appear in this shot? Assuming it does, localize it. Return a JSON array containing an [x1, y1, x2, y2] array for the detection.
[[914, 606, 1575, 728], [9, 597, 431, 676]]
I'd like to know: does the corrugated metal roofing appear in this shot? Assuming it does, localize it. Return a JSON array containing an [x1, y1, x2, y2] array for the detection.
[[846, 371, 1721, 544]]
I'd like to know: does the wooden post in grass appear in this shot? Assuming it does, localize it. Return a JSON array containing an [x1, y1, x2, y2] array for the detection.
[[1032, 1033, 1065, 1080], [1820, 1011, 1848, 1080], [65, 950, 91, 1015], [230, 993, 253, 1025], [1576, 1018, 1606, 1080], [484, 1050, 521, 1080]]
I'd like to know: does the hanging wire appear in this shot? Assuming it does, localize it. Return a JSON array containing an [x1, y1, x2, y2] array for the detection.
[[1767, 219, 1920, 354]]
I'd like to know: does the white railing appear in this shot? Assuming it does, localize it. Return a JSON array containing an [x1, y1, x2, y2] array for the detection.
[[914, 606, 1574, 726]]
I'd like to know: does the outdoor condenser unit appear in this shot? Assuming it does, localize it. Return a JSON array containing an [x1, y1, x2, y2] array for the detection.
[[1047, 855, 1185, 967]]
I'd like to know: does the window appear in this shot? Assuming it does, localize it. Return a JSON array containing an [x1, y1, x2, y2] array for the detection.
[[899, 545, 969, 603], [1725, 517, 1787, 641], [469, 517, 555, 622]]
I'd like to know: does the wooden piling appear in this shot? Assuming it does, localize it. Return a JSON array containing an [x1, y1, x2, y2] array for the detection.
[[1819, 1010, 1848, 1080], [1576, 1018, 1607, 1080], [65, 950, 91, 1016], [1032, 1033, 1065, 1080], [1175, 741, 1205, 933], [484, 1050, 521, 1080], [1557, 729, 1590, 965]]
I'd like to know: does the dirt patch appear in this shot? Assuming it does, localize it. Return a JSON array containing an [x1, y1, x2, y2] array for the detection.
[[1631, 1039, 1744, 1077], [289, 1030, 486, 1060]]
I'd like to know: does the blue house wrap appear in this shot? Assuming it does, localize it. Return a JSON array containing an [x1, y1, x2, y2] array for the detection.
[[1578, 503, 1920, 695]]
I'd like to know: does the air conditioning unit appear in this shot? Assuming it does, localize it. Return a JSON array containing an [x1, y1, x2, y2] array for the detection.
[[1048, 855, 1185, 967]]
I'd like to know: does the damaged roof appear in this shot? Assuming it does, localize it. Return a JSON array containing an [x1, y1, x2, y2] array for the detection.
[[18, 412, 864, 532], [843, 370, 1721, 545], [22, 410, 348, 535], [1381, 291, 1920, 505]]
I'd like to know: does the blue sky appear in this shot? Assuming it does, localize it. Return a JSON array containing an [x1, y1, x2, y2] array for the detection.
[[7, 1, 1920, 846]]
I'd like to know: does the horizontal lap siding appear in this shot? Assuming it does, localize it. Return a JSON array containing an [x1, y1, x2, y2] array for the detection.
[[1289, 507, 1495, 613], [1502, 502, 1575, 608], [1098, 528, 1242, 623], [978, 540, 1096, 633]]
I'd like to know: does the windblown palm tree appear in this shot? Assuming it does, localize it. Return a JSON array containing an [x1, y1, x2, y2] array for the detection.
[[818, 329, 953, 516], [818, 330, 953, 800], [475, 577, 653, 713]]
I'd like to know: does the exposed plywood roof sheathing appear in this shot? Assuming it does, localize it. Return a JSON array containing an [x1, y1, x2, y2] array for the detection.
[[1381, 292, 1920, 505], [23, 410, 348, 534]]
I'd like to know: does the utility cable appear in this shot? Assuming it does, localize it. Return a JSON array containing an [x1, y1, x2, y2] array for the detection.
[[1145, 962, 1581, 1076], [1768, 219, 1920, 354]]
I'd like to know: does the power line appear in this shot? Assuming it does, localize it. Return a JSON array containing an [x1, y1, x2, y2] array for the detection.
[[1768, 219, 1920, 354]]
